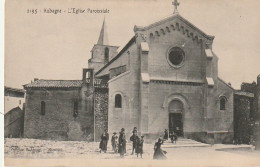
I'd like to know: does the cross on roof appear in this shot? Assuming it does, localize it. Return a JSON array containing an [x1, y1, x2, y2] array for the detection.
[[172, 0, 180, 14]]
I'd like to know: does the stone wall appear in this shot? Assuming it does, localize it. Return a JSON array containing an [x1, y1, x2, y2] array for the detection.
[[234, 94, 253, 144], [24, 88, 93, 141], [94, 88, 108, 142]]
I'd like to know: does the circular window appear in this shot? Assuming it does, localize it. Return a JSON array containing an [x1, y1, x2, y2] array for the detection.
[[167, 47, 185, 67]]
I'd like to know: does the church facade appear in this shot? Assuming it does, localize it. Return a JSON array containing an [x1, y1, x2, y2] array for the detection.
[[93, 11, 234, 144], [23, 3, 238, 144]]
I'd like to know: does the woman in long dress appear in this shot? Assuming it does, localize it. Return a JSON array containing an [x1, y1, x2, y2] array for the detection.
[[153, 137, 167, 160], [118, 128, 126, 158], [99, 132, 108, 153]]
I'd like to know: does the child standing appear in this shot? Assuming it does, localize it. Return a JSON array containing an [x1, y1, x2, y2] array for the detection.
[[111, 132, 118, 153], [136, 135, 144, 158]]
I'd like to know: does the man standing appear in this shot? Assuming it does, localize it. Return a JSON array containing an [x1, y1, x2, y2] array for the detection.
[[130, 130, 138, 155], [105, 129, 109, 149], [118, 128, 126, 158]]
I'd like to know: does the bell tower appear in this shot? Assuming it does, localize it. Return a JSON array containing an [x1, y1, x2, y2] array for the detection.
[[88, 18, 119, 73]]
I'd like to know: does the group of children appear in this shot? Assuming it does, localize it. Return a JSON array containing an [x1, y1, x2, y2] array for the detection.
[[105, 127, 144, 158], [100, 127, 178, 159], [129, 127, 144, 158]]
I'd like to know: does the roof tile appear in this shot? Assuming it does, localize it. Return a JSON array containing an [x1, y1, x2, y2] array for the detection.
[[24, 79, 108, 89]]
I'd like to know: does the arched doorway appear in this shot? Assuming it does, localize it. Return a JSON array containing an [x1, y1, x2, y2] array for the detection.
[[169, 100, 183, 136]]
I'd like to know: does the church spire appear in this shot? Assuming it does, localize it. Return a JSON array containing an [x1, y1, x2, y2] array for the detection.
[[97, 17, 109, 45]]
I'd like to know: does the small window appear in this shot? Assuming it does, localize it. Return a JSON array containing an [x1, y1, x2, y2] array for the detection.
[[19, 100, 21, 105], [220, 96, 226, 110], [41, 101, 45, 115], [73, 101, 78, 118], [115, 94, 122, 108], [105, 47, 109, 64]]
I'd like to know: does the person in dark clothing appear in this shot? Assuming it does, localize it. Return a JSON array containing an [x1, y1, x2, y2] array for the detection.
[[170, 131, 178, 144], [153, 137, 167, 160], [163, 129, 168, 140], [136, 135, 144, 158], [105, 129, 109, 148], [130, 130, 139, 155], [99, 131, 108, 153], [118, 128, 126, 158], [111, 132, 118, 153]]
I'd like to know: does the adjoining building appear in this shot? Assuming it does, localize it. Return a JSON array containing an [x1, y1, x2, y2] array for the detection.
[[4, 86, 25, 138], [23, 73, 108, 141], [234, 75, 260, 149]]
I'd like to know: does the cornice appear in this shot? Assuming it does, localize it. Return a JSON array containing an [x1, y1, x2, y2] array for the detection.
[[134, 14, 214, 41]]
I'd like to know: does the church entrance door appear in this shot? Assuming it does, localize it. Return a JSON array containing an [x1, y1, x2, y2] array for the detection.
[[168, 100, 183, 137], [169, 113, 183, 136]]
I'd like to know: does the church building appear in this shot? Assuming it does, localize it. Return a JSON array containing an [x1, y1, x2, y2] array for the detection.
[[91, 2, 234, 144], [23, 1, 236, 143]]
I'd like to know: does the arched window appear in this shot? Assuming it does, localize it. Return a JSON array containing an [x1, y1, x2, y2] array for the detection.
[[73, 101, 78, 118], [41, 101, 45, 115], [104, 47, 109, 64], [220, 96, 226, 110], [115, 94, 122, 108]]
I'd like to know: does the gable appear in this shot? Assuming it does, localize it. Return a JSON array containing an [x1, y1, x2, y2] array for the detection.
[[134, 14, 214, 48]]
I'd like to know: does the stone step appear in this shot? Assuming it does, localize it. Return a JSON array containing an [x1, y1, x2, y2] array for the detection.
[[164, 143, 206, 145], [161, 138, 210, 148], [162, 144, 210, 148], [164, 140, 203, 144]]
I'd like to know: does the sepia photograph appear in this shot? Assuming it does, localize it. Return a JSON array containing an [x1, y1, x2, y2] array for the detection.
[[2, 0, 260, 166]]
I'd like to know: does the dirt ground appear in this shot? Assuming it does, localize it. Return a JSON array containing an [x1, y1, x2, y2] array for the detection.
[[4, 138, 260, 167]]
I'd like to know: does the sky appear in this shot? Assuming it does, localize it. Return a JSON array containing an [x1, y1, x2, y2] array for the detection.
[[4, 0, 260, 89]]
